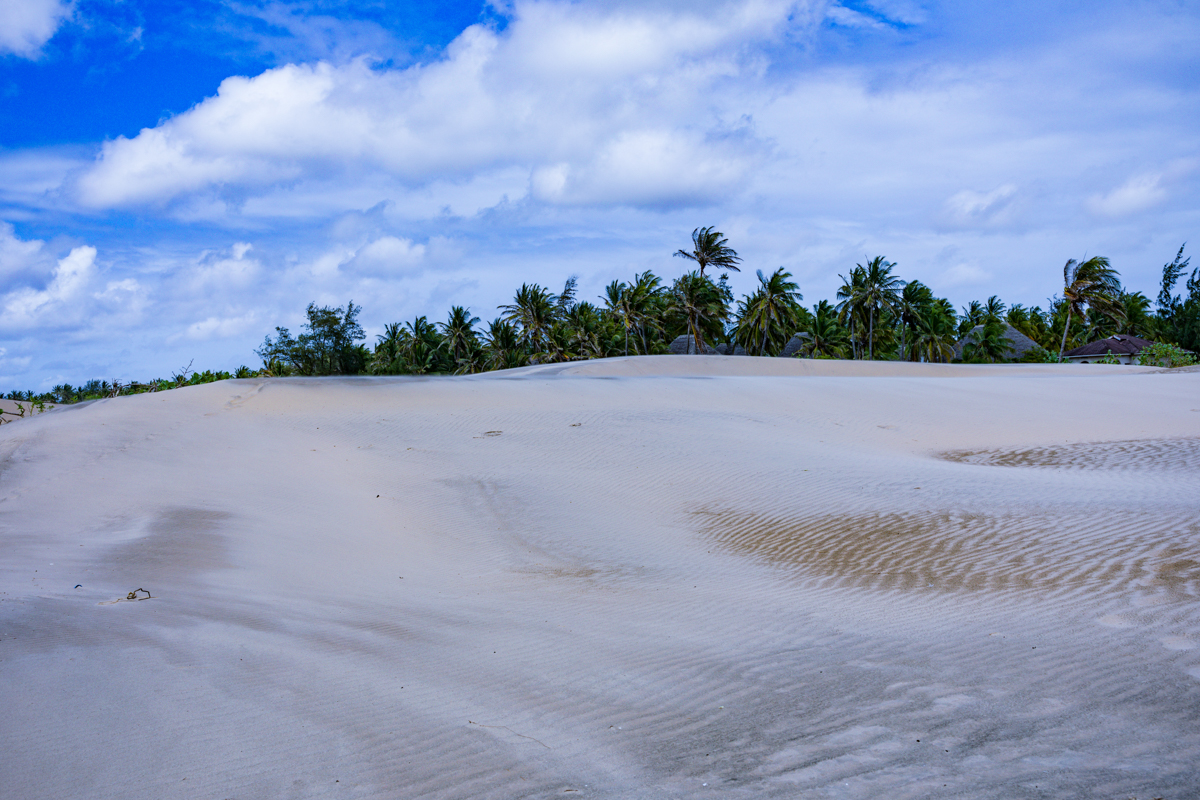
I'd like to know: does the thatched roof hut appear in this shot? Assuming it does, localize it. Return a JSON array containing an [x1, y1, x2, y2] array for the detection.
[[953, 323, 1039, 361]]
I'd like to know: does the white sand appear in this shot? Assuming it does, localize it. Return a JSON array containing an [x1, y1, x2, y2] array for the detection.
[[1, 357, 1198, 798]]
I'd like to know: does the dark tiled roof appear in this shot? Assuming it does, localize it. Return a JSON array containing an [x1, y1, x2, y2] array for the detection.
[[1064, 335, 1155, 358]]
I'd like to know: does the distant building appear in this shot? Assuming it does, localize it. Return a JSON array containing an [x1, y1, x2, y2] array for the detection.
[[953, 323, 1040, 362], [1064, 334, 1156, 364]]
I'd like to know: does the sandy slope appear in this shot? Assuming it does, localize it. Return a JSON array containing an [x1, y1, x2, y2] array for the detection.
[[1, 357, 1198, 799]]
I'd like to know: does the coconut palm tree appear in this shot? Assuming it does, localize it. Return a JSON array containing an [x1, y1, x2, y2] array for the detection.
[[602, 279, 633, 356], [628, 271, 666, 353], [673, 227, 742, 278], [371, 322, 406, 374], [897, 281, 933, 361], [736, 268, 803, 356], [803, 300, 850, 358], [963, 316, 1014, 363], [983, 295, 1006, 322], [840, 256, 904, 360], [669, 271, 728, 354], [500, 284, 558, 353], [439, 306, 480, 366], [482, 318, 528, 371], [1058, 256, 1125, 359], [836, 266, 866, 359], [959, 300, 985, 336], [909, 299, 958, 363]]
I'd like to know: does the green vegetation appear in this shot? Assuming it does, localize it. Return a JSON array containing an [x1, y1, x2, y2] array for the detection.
[[5, 234, 1197, 404], [1136, 341, 1197, 368]]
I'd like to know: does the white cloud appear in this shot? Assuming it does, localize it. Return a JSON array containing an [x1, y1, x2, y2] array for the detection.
[[0, 221, 50, 288], [171, 313, 260, 343], [75, 0, 802, 210], [187, 242, 261, 292], [0, 0, 70, 57], [344, 236, 426, 276], [1086, 172, 1167, 218], [939, 184, 1019, 229], [0, 245, 97, 330]]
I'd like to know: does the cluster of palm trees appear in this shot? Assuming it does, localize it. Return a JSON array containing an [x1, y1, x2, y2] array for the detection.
[[356, 232, 1175, 374]]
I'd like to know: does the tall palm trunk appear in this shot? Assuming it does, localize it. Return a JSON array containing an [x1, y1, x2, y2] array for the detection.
[[1058, 310, 1072, 360], [868, 307, 875, 360]]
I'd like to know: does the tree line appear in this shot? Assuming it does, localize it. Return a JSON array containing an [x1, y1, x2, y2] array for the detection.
[[255, 232, 1199, 376], [5, 232, 1197, 404]]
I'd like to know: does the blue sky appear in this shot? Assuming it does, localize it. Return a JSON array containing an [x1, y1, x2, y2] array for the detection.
[[0, 0, 1197, 386]]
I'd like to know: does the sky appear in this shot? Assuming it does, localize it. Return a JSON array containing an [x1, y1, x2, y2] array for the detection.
[[0, 0, 1197, 386]]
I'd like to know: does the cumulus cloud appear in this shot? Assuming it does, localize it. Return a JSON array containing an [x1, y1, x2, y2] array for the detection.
[[0, 222, 51, 289], [0, 245, 98, 330], [0, 0, 70, 57], [75, 0, 802, 210], [346, 236, 426, 276]]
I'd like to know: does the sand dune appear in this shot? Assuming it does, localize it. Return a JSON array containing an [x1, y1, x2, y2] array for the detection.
[[1, 358, 1198, 798]]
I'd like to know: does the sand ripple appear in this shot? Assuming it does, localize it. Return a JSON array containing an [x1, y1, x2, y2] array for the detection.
[[943, 437, 1200, 470]]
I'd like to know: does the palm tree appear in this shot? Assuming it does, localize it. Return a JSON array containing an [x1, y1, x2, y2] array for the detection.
[[628, 271, 665, 353], [482, 318, 528, 370], [959, 300, 985, 336], [841, 256, 904, 360], [803, 300, 850, 358], [1058, 256, 1125, 359], [897, 281, 933, 361], [1117, 291, 1153, 338], [673, 227, 742, 278], [401, 316, 443, 374], [909, 299, 958, 363], [500, 284, 558, 353], [963, 316, 1014, 363], [737, 268, 803, 355], [669, 271, 728, 354], [602, 279, 633, 356], [983, 295, 1006, 322], [371, 322, 406, 374], [836, 266, 866, 359], [439, 306, 480, 366]]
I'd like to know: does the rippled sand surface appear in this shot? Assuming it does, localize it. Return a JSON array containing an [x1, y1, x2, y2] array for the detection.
[[1, 358, 1198, 799]]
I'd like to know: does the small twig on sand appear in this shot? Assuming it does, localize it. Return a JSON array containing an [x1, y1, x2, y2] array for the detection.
[[468, 720, 551, 749]]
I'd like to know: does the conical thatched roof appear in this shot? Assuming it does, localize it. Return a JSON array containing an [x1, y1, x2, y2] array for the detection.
[[953, 323, 1039, 361]]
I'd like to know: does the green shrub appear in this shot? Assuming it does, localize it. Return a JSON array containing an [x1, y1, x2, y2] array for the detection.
[[1137, 341, 1198, 368]]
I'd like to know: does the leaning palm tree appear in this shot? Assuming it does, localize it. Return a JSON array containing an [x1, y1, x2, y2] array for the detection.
[[1058, 256, 1125, 359], [601, 279, 633, 356], [673, 227, 742, 278]]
